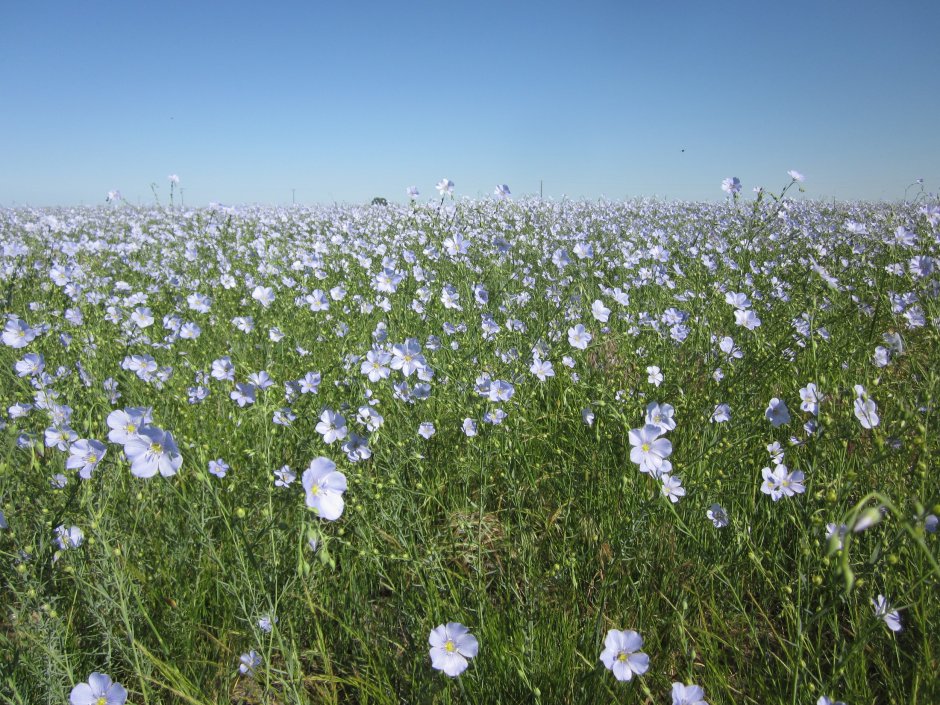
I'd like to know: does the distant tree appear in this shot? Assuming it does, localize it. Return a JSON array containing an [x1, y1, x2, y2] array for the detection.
[[371, 197, 388, 207]]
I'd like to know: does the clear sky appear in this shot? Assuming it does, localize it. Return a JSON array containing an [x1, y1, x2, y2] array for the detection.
[[2, 1, 938, 206]]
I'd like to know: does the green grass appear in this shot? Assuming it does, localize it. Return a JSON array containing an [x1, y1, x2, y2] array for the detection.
[[1, 194, 938, 704]]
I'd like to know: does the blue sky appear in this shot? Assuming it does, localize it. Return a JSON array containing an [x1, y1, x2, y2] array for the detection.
[[2, 1, 938, 206]]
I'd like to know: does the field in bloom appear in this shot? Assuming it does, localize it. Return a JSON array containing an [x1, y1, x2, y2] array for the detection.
[[1, 184, 939, 704]]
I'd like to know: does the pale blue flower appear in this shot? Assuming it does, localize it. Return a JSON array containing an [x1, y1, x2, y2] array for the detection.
[[710, 403, 730, 423], [721, 177, 741, 195], [55, 524, 84, 549], [252, 286, 275, 307], [661, 474, 685, 502], [429, 622, 478, 677], [599, 629, 649, 681], [629, 425, 672, 476], [211, 357, 235, 381], [239, 650, 262, 676], [765, 398, 790, 427], [14, 353, 44, 377], [274, 465, 295, 487], [672, 682, 708, 705], [567, 324, 592, 350], [853, 386, 880, 429], [707, 504, 728, 528], [817, 696, 846, 705], [645, 402, 676, 432], [3, 317, 36, 349], [872, 594, 902, 632], [230, 383, 256, 407], [66, 439, 107, 479], [316, 409, 347, 444], [124, 427, 182, 478], [760, 464, 804, 500], [69, 672, 127, 705], [302, 457, 347, 521], [208, 458, 229, 478]]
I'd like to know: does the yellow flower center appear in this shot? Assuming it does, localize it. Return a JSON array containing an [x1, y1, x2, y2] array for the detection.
[[310, 485, 320, 496], [444, 640, 456, 652], [87, 454, 97, 464], [97, 697, 107, 705], [641, 443, 650, 452], [149, 442, 162, 454], [617, 652, 628, 662], [126, 424, 136, 433]]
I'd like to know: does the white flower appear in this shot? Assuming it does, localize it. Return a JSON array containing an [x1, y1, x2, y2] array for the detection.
[[435, 178, 454, 196], [787, 169, 805, 182], [646, 365, 663, 387]]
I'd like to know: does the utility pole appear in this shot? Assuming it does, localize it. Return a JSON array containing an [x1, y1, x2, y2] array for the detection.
[[180, 188, 185, 208], [540, 180, 543, 199], [292, 188, 296, 205]]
